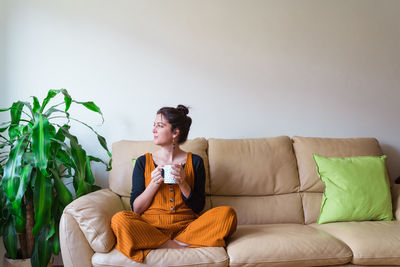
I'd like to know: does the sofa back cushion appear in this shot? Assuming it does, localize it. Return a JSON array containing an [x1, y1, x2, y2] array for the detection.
[[208, 136, 303, 224], [109, 138, 209, 197], [292, 136, 384, 224]]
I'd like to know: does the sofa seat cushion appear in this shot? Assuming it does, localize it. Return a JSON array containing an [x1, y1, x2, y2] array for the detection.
[[311, 221, 400, 265], [227, 224, 352, 267], [92, 247, 229, 267]]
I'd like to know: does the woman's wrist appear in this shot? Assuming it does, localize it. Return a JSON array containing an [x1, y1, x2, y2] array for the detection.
[[179, 181, 191, 198], [149, 180, 161, 191]]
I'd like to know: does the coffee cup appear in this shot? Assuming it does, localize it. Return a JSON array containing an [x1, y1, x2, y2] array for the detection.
[[162, 165, 177, 184]]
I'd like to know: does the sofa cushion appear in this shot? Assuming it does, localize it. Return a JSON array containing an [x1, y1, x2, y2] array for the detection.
[[92, 247, 229, 267], [301, 192, 323, 224], [313, 154, 393, 224], [109, 138, 209, 196], [227, 224, 352, 266], [312, 221, 400, 265], [293, 136, 383, 192], [208, 137, 302, 224], [63, 189, 124, 253], [211, 194, 304, 224], [208, 136, 299, 196]]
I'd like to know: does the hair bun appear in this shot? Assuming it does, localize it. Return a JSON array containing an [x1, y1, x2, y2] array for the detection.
[[177, 105, 189, 115]]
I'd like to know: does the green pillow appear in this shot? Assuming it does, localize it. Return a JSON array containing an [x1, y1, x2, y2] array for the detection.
[[132, 158, 136, 167], [313, 154, 393, 224]]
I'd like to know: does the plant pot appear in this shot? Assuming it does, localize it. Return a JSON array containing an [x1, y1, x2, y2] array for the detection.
[[3, 255, 54, 267]]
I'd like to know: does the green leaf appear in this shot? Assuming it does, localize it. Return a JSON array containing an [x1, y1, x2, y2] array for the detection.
[[73, 100, 104, 123], [0, 121, 11, 131], [51, 169, 72, 207], [8, 125, 23, 140], [76, 180, 92, 198], [88, 155, 111, 171], [97, 134, 112, 157], [91, 184, 101, 192], [15, 165, 32, 200], [84, 157, 94, 184], [53, 124, 68, 144], [48, 214, 60, 255], [51, 233, 60, 255], [47, 218, 56, 240], [23, 152, 35, 165], [55, 150, 71, 166], [32, 96, 40, 114], [11, 165, 32, 233], [60, 127, 87, 188], [0, 124, 10, 133], [87, 155, 107, 165], [40, 89, 61, 113], [3, 216, 18, 259], [48, 220, 60, 255], [31, 225, 53, 267], [8, 101, 30, 140], [0, 107, 11, 112], [108, 157, 112, 171], [61, 89, 72, 112], [11, 200, 26, 233], [10, 101, 24, 126], [31, 114, 55, 176], [32, 171, 52, 235], [2, 135, 30, 201]]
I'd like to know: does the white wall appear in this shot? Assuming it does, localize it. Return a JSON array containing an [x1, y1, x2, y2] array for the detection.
[[3, 0, 400, 190], [0, 0, 6, 263], [0, 0, 6, 101]]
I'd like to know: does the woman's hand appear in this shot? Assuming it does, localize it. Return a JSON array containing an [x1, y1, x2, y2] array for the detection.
[[172, 164, 186, 185], [172, 164, 191, 198], [150, 166, 164, 186], [133, 166, 163, 214]]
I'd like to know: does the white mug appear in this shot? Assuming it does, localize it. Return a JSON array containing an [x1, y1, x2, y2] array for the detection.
[[162, 165, 177, 184]]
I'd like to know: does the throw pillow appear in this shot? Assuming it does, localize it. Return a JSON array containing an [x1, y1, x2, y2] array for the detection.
[[313, 154, 393, 224]]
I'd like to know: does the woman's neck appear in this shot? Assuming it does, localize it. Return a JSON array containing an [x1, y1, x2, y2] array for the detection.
[[155, 146, 186, 164]]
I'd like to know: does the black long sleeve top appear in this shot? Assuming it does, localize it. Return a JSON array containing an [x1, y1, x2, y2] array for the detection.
[[130, 153, 206, 214]]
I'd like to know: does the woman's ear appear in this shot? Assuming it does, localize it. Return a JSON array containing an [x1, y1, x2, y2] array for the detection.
[[173, 128, 180, 139]]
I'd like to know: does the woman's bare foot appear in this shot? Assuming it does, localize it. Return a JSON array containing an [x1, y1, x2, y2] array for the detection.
[[159, 240, 189, 249], [174, 240, 189, 247]]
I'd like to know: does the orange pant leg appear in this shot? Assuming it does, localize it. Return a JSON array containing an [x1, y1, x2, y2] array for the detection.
[[174, 206, 237, 247], [111, 211, 170, 263]]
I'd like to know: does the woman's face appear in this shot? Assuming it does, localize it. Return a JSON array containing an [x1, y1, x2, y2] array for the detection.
[[152, 113, 175, 146]]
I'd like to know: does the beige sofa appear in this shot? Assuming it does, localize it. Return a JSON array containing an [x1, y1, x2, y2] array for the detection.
[[60, 136, 400, 267]]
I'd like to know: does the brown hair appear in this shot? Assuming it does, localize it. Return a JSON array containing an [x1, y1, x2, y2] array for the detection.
[[157, 105, 192, 144]]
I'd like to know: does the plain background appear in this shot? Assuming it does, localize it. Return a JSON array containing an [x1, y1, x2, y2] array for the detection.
[[1, 0, 400, 264]]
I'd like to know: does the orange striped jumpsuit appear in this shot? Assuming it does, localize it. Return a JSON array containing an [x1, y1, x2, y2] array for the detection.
[[111, 152, 237, 263]]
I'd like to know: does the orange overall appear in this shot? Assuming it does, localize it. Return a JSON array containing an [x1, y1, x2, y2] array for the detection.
[[111, 153, 237, 263]]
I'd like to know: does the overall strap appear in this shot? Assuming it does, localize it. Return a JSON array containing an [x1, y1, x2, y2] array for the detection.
[[144, 153, 155, 187]]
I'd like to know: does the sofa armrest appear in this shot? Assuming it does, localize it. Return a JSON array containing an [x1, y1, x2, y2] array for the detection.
[[392, 184, 400, 221], [60, 213, 94, 267], [60, 189, 125, 261]]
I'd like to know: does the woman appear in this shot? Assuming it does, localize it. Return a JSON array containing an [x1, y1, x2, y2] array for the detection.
[[111, 105, 237, 263]]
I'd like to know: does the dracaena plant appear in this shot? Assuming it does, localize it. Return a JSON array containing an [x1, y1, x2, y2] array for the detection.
[[0, 89, 111, 267]]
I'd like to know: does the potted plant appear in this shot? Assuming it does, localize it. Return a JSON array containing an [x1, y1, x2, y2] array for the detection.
[[0, 89, 111, 267]]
